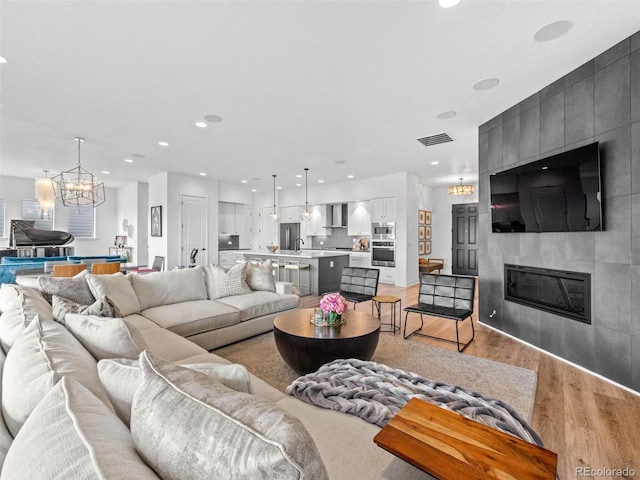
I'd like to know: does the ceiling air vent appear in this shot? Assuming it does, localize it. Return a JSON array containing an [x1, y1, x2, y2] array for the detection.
[[417, 132, 453, 147]]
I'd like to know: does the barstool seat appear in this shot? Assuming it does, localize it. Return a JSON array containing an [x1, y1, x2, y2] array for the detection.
[[271, 260, 281, 281], [283, 260, 310, 296]]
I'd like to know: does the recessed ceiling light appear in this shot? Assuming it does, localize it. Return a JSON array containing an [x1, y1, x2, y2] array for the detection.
[[431, 161, 440, 165], [251, 189, 257, 192], [534, 20, 573, 42], [241, 180, 248, 184], [158, 141, 169, 147], [347, 175, 354, 179], [472, 78, 500, 91], [199, 172, 207, 176], [296, 183, 302, 187], [204, 115, 223, 123], [277, 186, 282, 190], [195, 122, 207, 128], [335, 160, 347, 165], [318, 180, 324, 184], [101, 171, 110, 174], [296, 174, 302, 178], [124, 159, 134, 163], [0, 56, 7, 64], [436, 111, 456, 120], [542, 166, 549, 170], [439, 0, 461, 7]]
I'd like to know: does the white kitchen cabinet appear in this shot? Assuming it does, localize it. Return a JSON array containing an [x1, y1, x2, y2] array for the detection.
[[348, 201, 371, 236], [370, 198, 396, 222], [280, 206, 301, 223], [306, 205, 328, 236], [239, 206, 252, 249], [349, 252, 371, 268], [218, 251, 241, 268], [376, 266, 396, 285], [218, 203, 235, 234]]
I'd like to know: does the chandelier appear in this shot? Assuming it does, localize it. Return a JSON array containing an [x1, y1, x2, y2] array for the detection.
[[269, 174, 279, 222], [300, 168, 312, 221], [449, 177, 475, 196], [52, 137, 105, 209], [35, 170, 55, 219]]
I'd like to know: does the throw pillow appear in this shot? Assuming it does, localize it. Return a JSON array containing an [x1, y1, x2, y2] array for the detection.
[[129, 266, 208, 311], [14, 276, 41, 290], [246, 259, 276, 292], [64, 314, 147, 361], [98, 357, 253, 426], [0, 287, 53, 353], [2, 316, 113, 437], [203, 262, 252, 300], [0, 377, 161, 480], [39, 270, 94, 305], [52, 295, 121, 324], [130, 352, 328, 480], [85, 272, 141, 316]]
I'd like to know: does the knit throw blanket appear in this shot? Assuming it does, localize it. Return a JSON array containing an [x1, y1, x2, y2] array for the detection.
[[286, 358, 543, 448]]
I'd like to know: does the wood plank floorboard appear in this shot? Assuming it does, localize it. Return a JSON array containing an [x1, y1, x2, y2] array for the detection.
[[299, 283, 640, 480]]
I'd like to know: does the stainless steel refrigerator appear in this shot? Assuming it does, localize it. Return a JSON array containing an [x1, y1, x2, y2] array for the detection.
[[279, 223, 300, 250]]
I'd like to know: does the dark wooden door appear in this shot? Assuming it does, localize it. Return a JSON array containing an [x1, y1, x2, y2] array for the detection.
[[452, 203, 478, 276]]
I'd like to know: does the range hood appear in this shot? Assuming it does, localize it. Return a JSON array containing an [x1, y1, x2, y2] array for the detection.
[[324, 203, 348, 228]]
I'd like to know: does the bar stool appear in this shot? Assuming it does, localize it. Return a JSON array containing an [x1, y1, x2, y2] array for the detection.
[[283, 260, 310, 296], [271, 260, 280, 281]]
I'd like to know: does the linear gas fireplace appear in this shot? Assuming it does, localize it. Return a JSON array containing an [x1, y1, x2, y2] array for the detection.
[[504, 264, 591, 324]]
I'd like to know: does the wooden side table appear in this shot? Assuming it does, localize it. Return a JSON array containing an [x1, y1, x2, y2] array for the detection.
[[372, 295, 401, 334], [374, 398, 557, 480]]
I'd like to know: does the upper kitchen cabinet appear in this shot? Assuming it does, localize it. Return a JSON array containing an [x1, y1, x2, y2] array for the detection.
[[219, 202, 246, 235], [239, 205, 252, 249], [348, 201, 371, 236], [371, 197, 396, 222], [306, 205, 328, 236], [280, 206, 301, 223]]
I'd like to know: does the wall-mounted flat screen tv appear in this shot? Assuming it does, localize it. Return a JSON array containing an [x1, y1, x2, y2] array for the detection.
[[490, 142, 602, 233]]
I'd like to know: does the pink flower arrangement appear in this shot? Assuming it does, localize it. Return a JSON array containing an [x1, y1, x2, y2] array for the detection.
[[320, 293, 348, 315]]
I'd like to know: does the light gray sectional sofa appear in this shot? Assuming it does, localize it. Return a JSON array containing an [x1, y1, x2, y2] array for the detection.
[[0, 263, 430, 479]]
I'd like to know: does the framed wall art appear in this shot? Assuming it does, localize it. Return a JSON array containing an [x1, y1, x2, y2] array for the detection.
[[419, 225, 427, 240], [424, 241, 432, 254], [419, 210, 427, 225], [151, 205, 162, 237], [425, 226, 432, 240], [425, 210, 432, 225]]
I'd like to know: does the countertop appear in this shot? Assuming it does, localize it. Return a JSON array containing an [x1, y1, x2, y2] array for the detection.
[[239, 250, 352, 259]]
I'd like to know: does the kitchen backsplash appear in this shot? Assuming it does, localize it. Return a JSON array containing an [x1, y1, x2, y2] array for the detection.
[[310, 228, 369, 250]]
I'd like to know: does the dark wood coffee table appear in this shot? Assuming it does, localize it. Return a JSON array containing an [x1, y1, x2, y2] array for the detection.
[[273, 308, 380, 374]]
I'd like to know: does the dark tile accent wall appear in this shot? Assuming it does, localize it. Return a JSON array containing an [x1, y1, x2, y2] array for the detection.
[[478, 29, 640, 392]]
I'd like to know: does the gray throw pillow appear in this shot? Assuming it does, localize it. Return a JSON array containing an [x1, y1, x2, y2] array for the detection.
[[204, 262, 252, 300], [131, 352, 328, 480], [52, 295, 122, 324], [39, 270, 94, 305], [246, 259, 276, 292]]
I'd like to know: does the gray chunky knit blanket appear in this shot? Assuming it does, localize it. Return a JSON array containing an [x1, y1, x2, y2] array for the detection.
[[286, 358, 543, 447]]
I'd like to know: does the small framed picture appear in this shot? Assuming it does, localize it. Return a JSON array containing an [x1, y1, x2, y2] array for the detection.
[[419, 241, 426, 255], [425, 226, 432, 240], [419, 225, 427, 240], [114, 235, 127, 247], [418, 210, 427, 225], [425, 211, 432, 225], [151, 205, 162, 237], [425, 241, 432, 254]]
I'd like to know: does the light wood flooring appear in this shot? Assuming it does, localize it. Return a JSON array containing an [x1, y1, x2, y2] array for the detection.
[[299, 283, 640, 480]]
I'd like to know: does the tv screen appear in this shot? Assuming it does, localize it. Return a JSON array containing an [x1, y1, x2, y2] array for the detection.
[[490, 142, 602, 233]]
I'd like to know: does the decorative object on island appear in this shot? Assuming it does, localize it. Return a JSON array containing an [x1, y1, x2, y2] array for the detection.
[[35, 170, 55, 220], [319, 292, 348, 326], [449, 177, 474, 196], [266, 244, 279, 253], [269, 174, 279, 223], [151, 205, 162, 237], [300, 168, 313, 221], [52, 137, 106, 209]]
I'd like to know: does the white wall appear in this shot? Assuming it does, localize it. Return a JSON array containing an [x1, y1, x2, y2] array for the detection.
[[116, 182, 149, 264], [148, 173, 169, 266], [419, 183, 478, 275]]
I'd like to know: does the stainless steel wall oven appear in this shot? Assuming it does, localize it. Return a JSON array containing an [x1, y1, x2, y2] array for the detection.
[[371, 240, 395, 267]]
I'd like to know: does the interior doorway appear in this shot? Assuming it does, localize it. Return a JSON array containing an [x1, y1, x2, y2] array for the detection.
[[451, 203, 478, 276], [181, 195, 208, 267]]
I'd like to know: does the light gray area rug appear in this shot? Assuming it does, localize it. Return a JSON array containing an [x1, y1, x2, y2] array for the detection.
[[214, 332, 538, 421]]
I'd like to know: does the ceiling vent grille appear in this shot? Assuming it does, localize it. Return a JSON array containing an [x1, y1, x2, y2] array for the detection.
[[417, 132, 453, 147]]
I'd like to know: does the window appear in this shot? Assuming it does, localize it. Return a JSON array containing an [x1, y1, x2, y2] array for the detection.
[[68, 205, 95, 238], [21, 200, 53, 230], [0, 198, 5, 238]]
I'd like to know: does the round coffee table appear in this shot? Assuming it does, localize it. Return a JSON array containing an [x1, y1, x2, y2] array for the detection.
[[273, 308, 380, 374]]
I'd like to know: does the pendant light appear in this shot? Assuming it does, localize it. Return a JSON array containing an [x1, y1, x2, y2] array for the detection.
[[52, 137, 106, 208], [300, 168, 312, 221], [35, 170, 55, 219], [449, 177, 475, 196], [269, 174, 279, 222]]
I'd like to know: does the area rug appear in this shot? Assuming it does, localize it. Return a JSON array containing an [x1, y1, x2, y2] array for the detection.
[[213, 332, 537, 421]]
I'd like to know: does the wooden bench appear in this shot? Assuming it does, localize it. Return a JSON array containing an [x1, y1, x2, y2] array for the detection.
[[403, 273, 475, 352]]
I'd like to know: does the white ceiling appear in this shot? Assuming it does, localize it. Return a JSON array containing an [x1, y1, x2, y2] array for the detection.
[[1, 1, 639, 193]]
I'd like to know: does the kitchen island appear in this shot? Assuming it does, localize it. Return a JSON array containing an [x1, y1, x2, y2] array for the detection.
[[240, 250, 350, 295]]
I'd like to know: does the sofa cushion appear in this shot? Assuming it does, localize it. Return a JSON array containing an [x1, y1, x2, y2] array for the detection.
[[203, 262, 252, 299], [52, 295, 121, 324], [0, 286, 53, 353], [0, 284, 19, 313], [217, 291, 299, 322], [246, 259, 276, 292], [0, 348, 13, 472], [98, 357, 252, 426], [0, 377, 161, 480], [129, 266, 208, 311], [14, 275, 42, 289], [1, 316, 113, 437], [131, 352, 328, 480], [64, 314, 148, 361], [39, 270, 95, 305], [141, 299, 241, 337], [86, 272, 141, 316]]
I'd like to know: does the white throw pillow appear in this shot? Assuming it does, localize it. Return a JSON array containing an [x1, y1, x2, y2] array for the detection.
[[203, 262, 252, 300], [0, 377, 161, 480], [64, 314, 148, 361], [98, 357, 253, 426], [0, 286, 53, 353], [131, 351, 328, 480], [246, 259, 276, 292], [86, 272, 141, 316], [1, 316, 113, 436], [129, 266, 207, 311]]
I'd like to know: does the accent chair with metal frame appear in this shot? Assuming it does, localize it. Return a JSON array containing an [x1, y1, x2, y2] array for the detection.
[[338, 267, 380, 309]]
